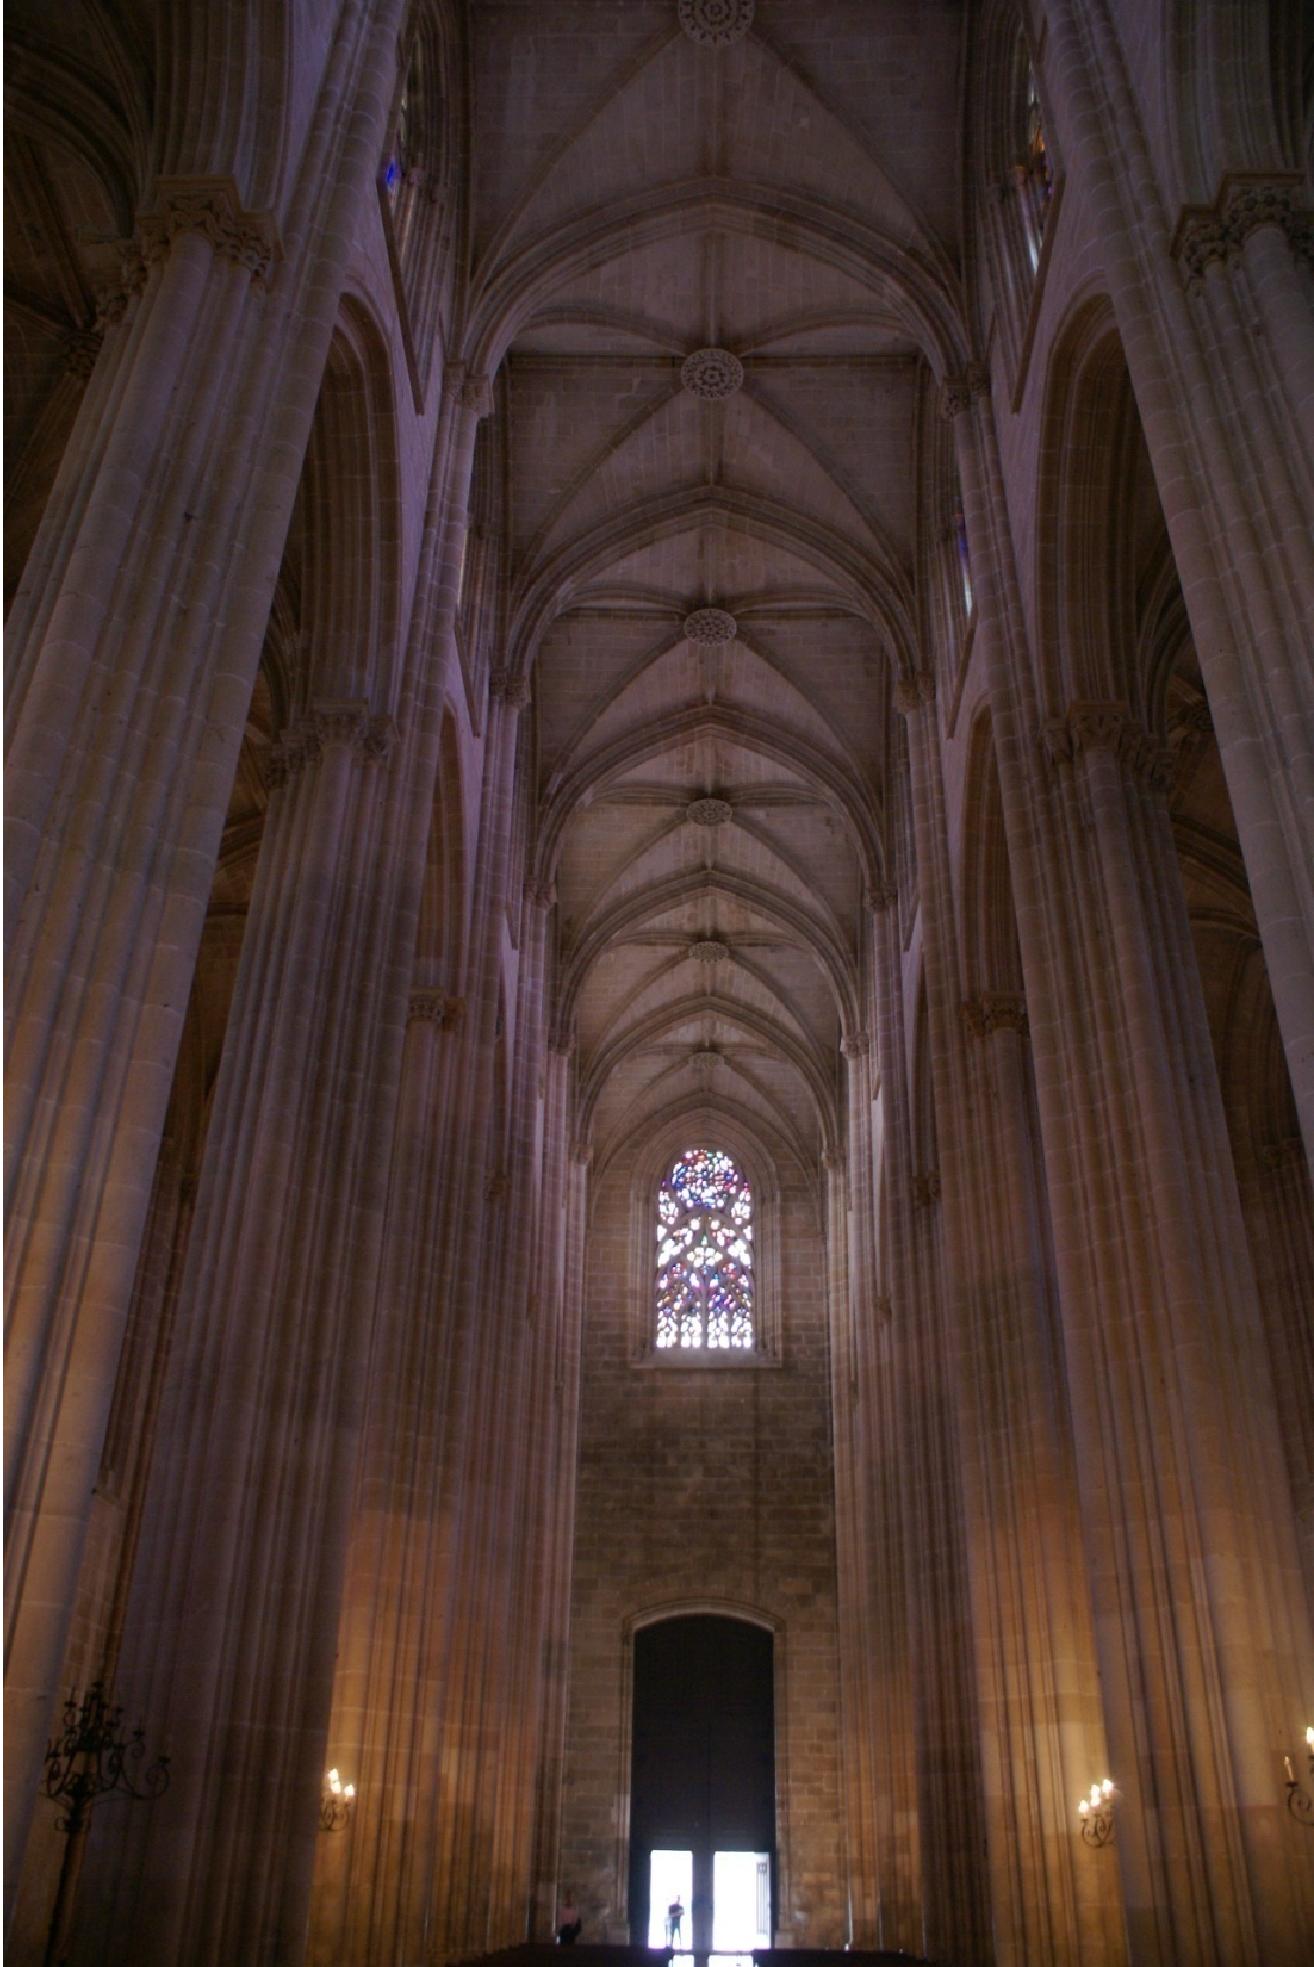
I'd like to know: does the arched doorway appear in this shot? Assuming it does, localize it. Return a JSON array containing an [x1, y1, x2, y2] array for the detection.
[[629, 1616, 775, 1963]]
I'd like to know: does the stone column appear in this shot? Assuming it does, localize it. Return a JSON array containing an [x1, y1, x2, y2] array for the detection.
[[72, 697, 413, 1967], [1247, 1139, 1314, 1593], [4, 5, 405, 1895], [302, 366, 492, 1967], [862, 885, 942, 1958], [952, 372, 1314, 1963], [829, 1047, 881, 1946], [529, 1118, 589, 1939], [407, 669, 534, 1963], [955, 995, 1125, 1967], [1042, 0, 1314, 1162]]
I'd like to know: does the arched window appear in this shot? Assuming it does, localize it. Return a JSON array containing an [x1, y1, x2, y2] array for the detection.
[[1012, 43, 1052, 271], [379, 6, 450, 401], [655, 1148, 754, 1350]]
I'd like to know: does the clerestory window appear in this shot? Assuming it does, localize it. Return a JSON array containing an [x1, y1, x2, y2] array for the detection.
[[655, 1148, 754, 1350]]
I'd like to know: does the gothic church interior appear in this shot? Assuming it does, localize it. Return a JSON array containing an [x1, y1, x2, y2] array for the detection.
[[5, 1, 1314, 1963]]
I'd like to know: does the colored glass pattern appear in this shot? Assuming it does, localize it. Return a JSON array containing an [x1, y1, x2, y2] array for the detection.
[[655, 1148, 754, 1350]]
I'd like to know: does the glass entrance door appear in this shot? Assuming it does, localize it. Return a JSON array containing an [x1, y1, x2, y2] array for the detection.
[[711, 1850, 771, 1955], [644, 1846, 770, 1963]]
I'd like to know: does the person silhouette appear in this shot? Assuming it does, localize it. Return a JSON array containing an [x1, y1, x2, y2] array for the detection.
[[556, 1891, 582, 1945], [666, 1894, 684, 1948]]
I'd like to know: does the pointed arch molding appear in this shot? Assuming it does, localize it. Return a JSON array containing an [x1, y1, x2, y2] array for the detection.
[[576, 989, 838, 1156], [509, 483, 915, 673], [465, 179, 968, 378], [559, 867, 860, 1038], [538, 703, 885, 895]]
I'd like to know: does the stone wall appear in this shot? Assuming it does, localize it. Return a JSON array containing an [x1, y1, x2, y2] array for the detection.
[[558, 1152, 847, 1949]]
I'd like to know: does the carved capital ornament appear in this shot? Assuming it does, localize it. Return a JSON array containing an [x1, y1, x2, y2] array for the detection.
[[136, 176, 281, 283], [1173, 173, 1311, 284]]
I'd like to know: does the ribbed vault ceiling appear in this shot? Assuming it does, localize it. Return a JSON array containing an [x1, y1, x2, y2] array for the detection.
[[472, 0, 963, 1173]]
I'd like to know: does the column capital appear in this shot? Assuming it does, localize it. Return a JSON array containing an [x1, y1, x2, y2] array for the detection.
[[894, 668, 936, 715], [1042, 700, 1174, 792], [525, 877, 557, 911], [937, 363, 990, 420], [490, 665, 532, 708], [961, 993, 1028, 1039], [864, 881, 898, 915], [912, 1167, 941, 1209], [841, 1030, 870, 1059], [62, 326, 103, 382], [443, 361, 494, 417], [1173, 172, 1311, 285], [137, 175, 281, 284], [267, 700, 396, 785], [407, 988, 464, 1030]]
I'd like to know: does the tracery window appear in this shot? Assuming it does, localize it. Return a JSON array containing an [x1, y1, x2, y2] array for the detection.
[[655, 1148, 754, 1350], [379, 8, 448, 399], [952, 504, 974, 618], [1013, 48, 1052, 269]]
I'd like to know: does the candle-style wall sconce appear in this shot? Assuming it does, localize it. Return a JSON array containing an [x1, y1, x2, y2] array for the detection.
[[1283, 1727, 1314, 1827], [320, 1766, 356, 1832], [1076, 1778, 1117, 1846]]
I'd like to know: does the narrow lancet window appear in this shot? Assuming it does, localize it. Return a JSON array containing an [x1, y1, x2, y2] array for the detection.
[[655, 1148, 754, 1350], [1013, 52, 1052, 268]]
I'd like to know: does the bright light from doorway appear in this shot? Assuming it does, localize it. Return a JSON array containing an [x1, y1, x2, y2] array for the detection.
[[712, 1850, 771, 1953], [648, 1849, 692, 1950]]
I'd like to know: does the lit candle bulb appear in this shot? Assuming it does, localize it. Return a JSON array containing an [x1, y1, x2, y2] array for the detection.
[[1286, 1755, 1296, 1783], [1077, 1798, 1090, 1816], [1101, 1779, 1114, 1797], [1306, 1726, 1313, 1749], [344, 1784, 356, 1800], [1090, 1784, 1101, 1807]]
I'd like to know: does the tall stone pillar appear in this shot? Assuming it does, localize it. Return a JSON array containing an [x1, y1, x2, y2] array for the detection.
[[3, 4, 405, 1898], [862, 889, 925, 1955], [75, 696, 413, 1967], [408, 670, 534, 1963], [952, 371, 1314, 1965], [830, 1044, 880, 1946], [954, 995, 1125, 1966], [1042, 0, 1314, 1160]]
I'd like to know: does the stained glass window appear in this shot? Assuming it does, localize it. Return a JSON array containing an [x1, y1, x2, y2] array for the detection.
[[1013, 53, 1052, 269], [655, 1148, 754, 1350]]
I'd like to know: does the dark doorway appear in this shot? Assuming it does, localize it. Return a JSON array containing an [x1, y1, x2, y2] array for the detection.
[[629, 1616, 775, 1961]]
